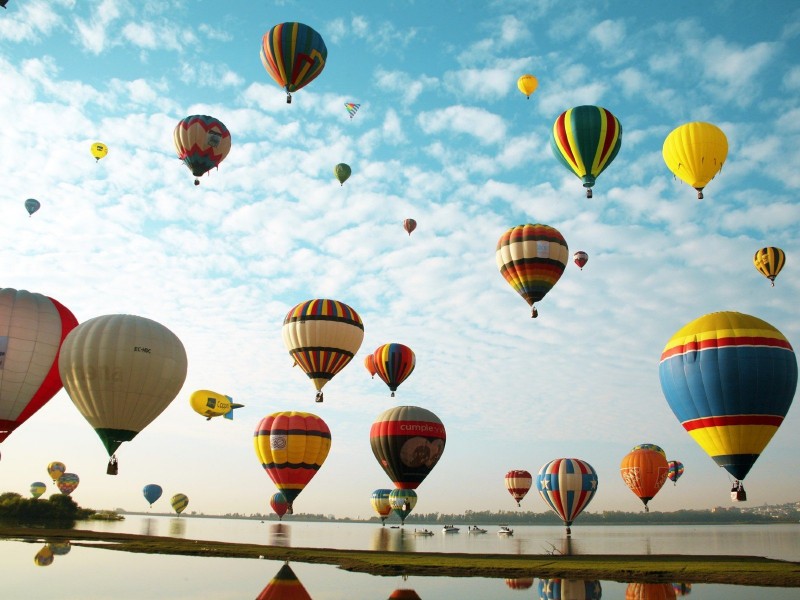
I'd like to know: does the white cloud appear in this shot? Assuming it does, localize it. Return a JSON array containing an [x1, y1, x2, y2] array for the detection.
[[0, 0, 66, 42], [74, 0, 122, 54], [589, 19, 626, 51], [417, 105, 507, 145]]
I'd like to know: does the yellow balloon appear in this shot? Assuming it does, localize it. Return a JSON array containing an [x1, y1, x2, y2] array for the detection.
[[91, 142, 108, 161], [662, 122, 728, 199], [517, 74, 538, 99], [189, 389, 243, 420]]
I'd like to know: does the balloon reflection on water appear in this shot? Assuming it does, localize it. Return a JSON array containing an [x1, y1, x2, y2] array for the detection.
[[169, 517, 186, 537], [47, 541, 71, 556], [256, 562, 312, 600], [625, 582, 677, 599], [505, 577, 534, 590], [34, 545, 54, 566], [270, 523, 290, 547], [388, 589, 421, 599], [538, 578, 602, 599]]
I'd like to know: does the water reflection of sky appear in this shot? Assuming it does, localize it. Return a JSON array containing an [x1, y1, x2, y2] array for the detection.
[[1, 541, 798, 599]]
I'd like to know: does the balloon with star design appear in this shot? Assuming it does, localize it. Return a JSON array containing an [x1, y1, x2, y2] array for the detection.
[[535, 458, 598, 536]]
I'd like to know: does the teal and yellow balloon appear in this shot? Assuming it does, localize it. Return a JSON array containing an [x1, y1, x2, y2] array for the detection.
[[30, 482, 46, 499], [260, 22, 327, 104], [334, 163, 351, 186], [662, 122, 727, 199], [659, 312, 797, 492], [371, 488, 393, 525], [551, 105, 622, 198], [171, 493, 189, 515], [753, 247, 785, 287], [388, 488, 417, 525], [496, 224, 569, 318]]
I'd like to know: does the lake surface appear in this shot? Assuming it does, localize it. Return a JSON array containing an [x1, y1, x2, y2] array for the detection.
[[2, 517, 798, 599]]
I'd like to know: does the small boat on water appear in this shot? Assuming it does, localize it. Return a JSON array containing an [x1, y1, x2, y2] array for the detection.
[[498, 525, 514, 536], [414, 528, 434, 536], [442, 525, 460, 533], [468, 526, 487, 534]]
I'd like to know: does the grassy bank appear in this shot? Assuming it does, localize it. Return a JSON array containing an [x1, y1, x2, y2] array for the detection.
[[2, 526, 799, 587]]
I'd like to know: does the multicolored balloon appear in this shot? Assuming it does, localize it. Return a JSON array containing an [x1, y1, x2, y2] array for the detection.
[[90, 142, 108, 162], [171, 493, 189, 515], [30, 482, 46, 499], [573, 250, 589, 270], [753, 247, 786, 286], [345, 103, 360, 119], [403, 219, 417, 236], [270, 492, 289, 520], [496, 224, 569, 318], [282, 299, 364, 402], [662, 121, 728, 199], [551, 105, 622, 198], [659, 311, 797, 489], [504, 469, 532, 507], [143, 484, 163, 507], [371, 488, 393, 525], [257, 562, 312, 600], [173, 115, 232, 185], [535, 458, 598, 535], [334, 163, 351, 185], [620, 448, 669, 512], [372, 343, 416, 397], [24, 198, 40, 216], [667, 460, 684, 485], [0, 289, 77, 444], [254, 411, 331, 513], [538, 579, 602, 600], [56, 473, 79, 496], [505, 578, 534, 590], [58, 314, 188, 473], [517, 74, 538, 99], [370, 405, 446, 489], [260, 22, 327, 103], [47, 461, 66, 483], [388, 488, 417, 525]]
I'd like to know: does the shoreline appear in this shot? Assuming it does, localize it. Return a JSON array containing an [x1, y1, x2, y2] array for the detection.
[[2, 526, 799, 587]]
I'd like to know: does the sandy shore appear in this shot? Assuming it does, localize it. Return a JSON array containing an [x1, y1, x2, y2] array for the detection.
[[2, 526, 799, 587]]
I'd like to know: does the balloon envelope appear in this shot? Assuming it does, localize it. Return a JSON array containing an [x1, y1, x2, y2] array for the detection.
[[573, 251, 589, 270], [254, 411, 331, 512], [256, 562, 312, 600], [631, 443, 666, 459], [620, 448, 669, 509], [282, 299, 364, 402], [370, 405, 446, 489], [345, 102, 360, 118], [90, 142, 108, 161], [56, 472, 79, 495], [30, 482, 46, 499], [403, 219, 417, 236], [659, 311, 797, 481], [171, 493, 189, 514], [58, 314, 188, 460], [260, 22, 327, 102], [504, 469, 532, 506], [24, 198, 40, 216], [47, 461, 66, 482], [388, 488, 417, 524], [662, 121, 727, 199], [173, 115, 231, 184], [667, 460, 684, 484], [372, 343, 416, 396], [334, 163, 351, 185], [753, 247, 785, 286], [270, 492, 289, 519], [0, 289, 78, 443], [364, 354, 377, 378], [535, 458, 598, 532], [189, 389, 242, 420], [517, 74, 538, 98], [143, 484, 163, 506], [371, 488, 393, 522], [539, 579, 602, 600]]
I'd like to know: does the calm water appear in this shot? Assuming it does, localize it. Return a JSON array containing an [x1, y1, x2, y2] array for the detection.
[[1, 517, 798, 599]]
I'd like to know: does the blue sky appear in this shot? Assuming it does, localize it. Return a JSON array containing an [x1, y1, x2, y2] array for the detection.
[[0, 0, 798, 520]]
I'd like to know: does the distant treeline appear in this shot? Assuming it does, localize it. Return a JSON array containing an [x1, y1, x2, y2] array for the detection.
[[0, 492, 94, 525]]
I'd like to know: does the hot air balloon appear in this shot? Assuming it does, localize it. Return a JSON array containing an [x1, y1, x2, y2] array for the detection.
[[173, 115, 232, 185], [672, 583, 692, 596], [389, 590, 421, 600], [667, 460, 684, 485], [370, 405, 446, 489], [632, 443, 666, 458], [620, 448, 669, 512], [0, 289, 78, 445], [371, 488, 393, 525], [334, 163, 351, 185], [171, 493, 189, 515], [254, 411, 331, 514], [538, 579, 603, 600], [753, 247, 785, 286], [282, 299, 364, 402], [551, 105, 622, 198], [364, 354, 377, 379], [625, 582, 677, 599], [30, 482, 46, 499], [403, 219, 417, 236], [270, 492, 289, 520], [189, 390, 244, 420], [47, 462, 66, 483], [659, 311, 797, 499], [388, 488, 417, 525], [260, 22, 327, 104], [24, 198, 40, 216], [535, 458, 598, 535], [34, 546, 54, 567], [345, 103, 360, 118], [58, 314, 188, 474], [517, 74, 538, 99], [505, 578, 534, 590], [372, 343, 416, 397], [662, 122, 727, 199], [257, 562, 312, 600], [56, 472, 79, 495], [573, 251, 588, 270], [90, 142, 108, 162], [504, 469, 532, 507], [496, 223, 569, 318], [47, 541, 71, 556], [143, 484, 163, 507]]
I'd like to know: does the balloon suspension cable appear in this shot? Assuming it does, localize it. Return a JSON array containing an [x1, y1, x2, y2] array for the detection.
[[586, 188, 593, 198], [315, 391, 323, 403]]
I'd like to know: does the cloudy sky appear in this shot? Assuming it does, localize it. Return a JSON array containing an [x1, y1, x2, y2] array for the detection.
[[1, 0, 798, 520]]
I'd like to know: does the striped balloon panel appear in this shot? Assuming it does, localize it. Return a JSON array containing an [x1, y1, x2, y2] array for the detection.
[[496, 224, 568, 305], [538, 578, 602, 600], [504, 469, 532, 503], [370, 406, 446, 489], [619, 449, 669, 504], [282, 299, 364, 391], [753, 247, 785, 282], [173, 115, 231, 177], [667, 461, 684, 483], [260, 22, 327, 93], [372, 343, 416, 392], [171, 493, 189, 514], [56, 473, 79, 496], [535, 458, 597, 527], [371, 488, 393, 517], [551, 105, 622, 187], [659, 311, 797, 479], [254, 411, 331, 504], [257, 563, 312, 600]]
